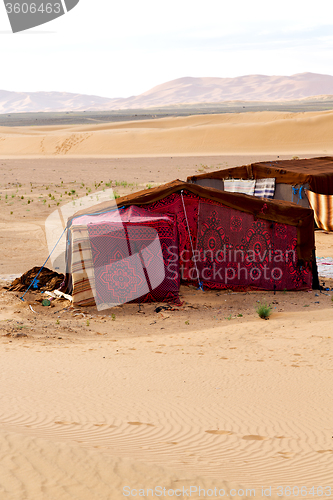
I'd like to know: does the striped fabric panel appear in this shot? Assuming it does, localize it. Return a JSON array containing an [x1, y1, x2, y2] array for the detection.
[[254, 178, 276, 199], [306, 190, 333, 231], [223, 179, 256, 196], [71, 226, 96, 306]]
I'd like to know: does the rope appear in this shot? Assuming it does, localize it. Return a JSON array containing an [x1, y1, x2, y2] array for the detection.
[[21, 206, 127, 301], [20, 226, 67, 301], [292, 186, 304, 204], [299, 185, 303, 200], [180, 191, 203, 291]]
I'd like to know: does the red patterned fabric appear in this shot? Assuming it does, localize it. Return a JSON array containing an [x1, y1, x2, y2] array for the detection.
[[140, 193, 311, 291], [86, 206, 180, 306], [195, 201, 312, 291], [74, 192, 311, 304], [139, 190, 199, 281]]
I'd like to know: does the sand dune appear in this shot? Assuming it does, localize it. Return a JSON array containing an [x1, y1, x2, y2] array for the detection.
[[0, 299, 333, 499], [127, 72, 333, 107], [0, 110, 332, 156], [0, 89, 120, 114], [1, 73, 333, 113], [0, 431, 227, 500]]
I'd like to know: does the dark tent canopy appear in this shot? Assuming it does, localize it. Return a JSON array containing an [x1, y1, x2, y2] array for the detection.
[[187, 157, 333, 195], [187, 157, 333, 231]]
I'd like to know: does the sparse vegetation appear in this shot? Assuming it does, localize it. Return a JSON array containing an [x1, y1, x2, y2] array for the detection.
[[256, 302, 272, 320]]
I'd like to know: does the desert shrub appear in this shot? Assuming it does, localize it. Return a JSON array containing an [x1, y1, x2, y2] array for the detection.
[[256, 301, 272, 319]]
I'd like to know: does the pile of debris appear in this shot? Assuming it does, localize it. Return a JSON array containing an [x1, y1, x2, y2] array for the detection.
[[6, 267, 65, 293]]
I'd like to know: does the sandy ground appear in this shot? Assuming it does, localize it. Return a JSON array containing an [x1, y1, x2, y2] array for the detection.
[[1, 285, 333, 500], [0, 111, 333, 156], [0, 133, 333, 499]]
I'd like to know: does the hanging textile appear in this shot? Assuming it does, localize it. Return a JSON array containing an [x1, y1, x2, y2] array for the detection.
[[306, 190, 333, 231], [223, 179, 256, 196], [254, 178, 276, 199]]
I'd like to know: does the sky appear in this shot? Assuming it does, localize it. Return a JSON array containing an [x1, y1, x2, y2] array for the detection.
[[1, 0, 333, 97]]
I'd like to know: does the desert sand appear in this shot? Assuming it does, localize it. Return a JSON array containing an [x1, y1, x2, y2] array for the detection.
[[1, 114, 333, 499], [0, 110, 333, 156]]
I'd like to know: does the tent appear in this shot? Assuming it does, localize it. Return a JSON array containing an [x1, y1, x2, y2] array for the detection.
[[65, 180, 317, 308], [68, 205, 180, 308], [187, 157, 333, 230]]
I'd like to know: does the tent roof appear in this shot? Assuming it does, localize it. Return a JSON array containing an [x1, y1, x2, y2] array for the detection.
[[187, 157, 333, 194], [71, 179, 315, 262], [72, 205, 174, 227]]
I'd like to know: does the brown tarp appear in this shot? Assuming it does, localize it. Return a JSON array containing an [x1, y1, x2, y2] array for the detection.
[[71, 180, 315, 263], [306, 190, 333, 232], [7, 267, 65, 292], [187, 157, 333, 195]]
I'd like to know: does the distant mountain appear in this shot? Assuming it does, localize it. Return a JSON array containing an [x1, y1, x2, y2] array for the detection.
[[132, 73, 333, 106], [0, 90, 121, 114], [1, 73, 333, 113]]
